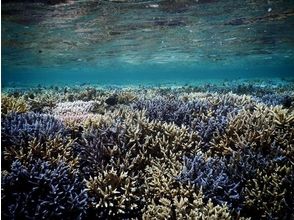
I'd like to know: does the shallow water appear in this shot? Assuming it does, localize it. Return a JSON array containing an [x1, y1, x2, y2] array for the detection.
[[2, 1, 294, 219], [2, 0, 294, 86]]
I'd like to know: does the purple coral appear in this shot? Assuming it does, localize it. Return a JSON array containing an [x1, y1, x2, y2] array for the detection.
[[2, 112, 66, 145], [133, 96, 191, 125], [2, 159, 88, 219], [178, 143, 293, 217], [1, 112, 72, 170], [177, 153, 241, 209], [133, 94, 240, 149], [76, 119, 127, 177], [255, 93, 293, 107]]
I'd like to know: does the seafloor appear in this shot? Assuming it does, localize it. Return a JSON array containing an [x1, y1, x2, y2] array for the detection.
[[1, 79, 294, 220]]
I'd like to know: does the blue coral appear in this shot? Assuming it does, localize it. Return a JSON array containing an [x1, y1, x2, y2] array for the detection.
[[2, 112, 67, 146], [1, 112, 74, 170], [177, 153, 241, 209], [133, 95, 240, 149], [1, 83, 293, 219], [255, 93, 293, 107], [2, 159, 88, 220]]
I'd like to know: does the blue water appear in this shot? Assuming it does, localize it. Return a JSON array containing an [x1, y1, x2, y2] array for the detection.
[[2, 2, 294, 219], [3, 62, 294, 87], [2, 0, 294, 86]]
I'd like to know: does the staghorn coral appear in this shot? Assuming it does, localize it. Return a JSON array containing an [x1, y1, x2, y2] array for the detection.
[[177, 153, 241, 209], [77, 108, 201, 176], [243, 162, 294, 220], [1, 112, 77, 169], [53, 101, 102, 115], [2, 133, 79, 169], [77, 87, 98, 101], [2, 112, 65, 143], [211, 104, 294, 157], [76, 108, 202, 218], [117, 91, 137, 104], [143, 159, 232, 219], [132, 92, 254, 145], [1, 95, 29, 115], [77, 120, 127, 177], [207, 103, 294, 218], [257, 93, 294, 107], [23, 90, 58, 113], [271, 106, 294, 128], [54, 112, 103, 128], [85, 166, 144, 219], [1, 82, 294, 219], [2, 159, 88, 220], [51, 100, 105, 127]]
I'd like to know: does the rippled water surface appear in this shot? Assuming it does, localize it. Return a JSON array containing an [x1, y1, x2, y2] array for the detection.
[[2, 0, 294, 86]]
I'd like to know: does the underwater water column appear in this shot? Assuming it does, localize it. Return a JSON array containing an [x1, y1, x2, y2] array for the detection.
[[1, 0, 294, 220]]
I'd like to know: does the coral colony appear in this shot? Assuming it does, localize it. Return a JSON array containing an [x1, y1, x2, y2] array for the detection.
[[1, 80, 294, 220]]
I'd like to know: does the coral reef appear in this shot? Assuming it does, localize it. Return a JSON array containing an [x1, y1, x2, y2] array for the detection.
[[1, 112, 77, 170], [1, 95, 28, 115], [53, 101, 101, 115], [1, 80, 294, 219], [2, 159, 88, 219], [177, 153, 241, 209]]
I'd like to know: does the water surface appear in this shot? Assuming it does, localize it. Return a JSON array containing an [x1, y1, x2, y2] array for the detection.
[[2, 0, 294, 86]]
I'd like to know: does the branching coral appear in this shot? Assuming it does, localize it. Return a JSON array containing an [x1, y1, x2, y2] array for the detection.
[[75, 108, 202, 218], [1, 83, 293, 220], [85, 166, 144, 219], [177, 153, 241, 209], [117, 91, 137, 104], [1, 95, 28, 115], [53, 101, 102, 115], [2, 112, 65, 142], [243, 162, 294, 219], [77, 108, 201, 176], [257, 93, 294, 107], [143, 159, 233, 219], [1, 112, 77, 169], [2, 159, 88, 220], [132, 92, 255, 151], [271, 106, 294, 128], [23, 90, 58, 113], [208, 103, 294, 219], [211, 104, 294, 158]]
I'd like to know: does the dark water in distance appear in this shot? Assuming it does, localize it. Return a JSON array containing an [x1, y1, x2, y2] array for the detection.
[[2, 0, 294, 86]]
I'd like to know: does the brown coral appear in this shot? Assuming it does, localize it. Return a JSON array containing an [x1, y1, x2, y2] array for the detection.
[[1, 95, 28, 115]]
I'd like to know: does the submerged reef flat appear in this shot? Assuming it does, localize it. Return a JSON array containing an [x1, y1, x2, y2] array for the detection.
[[1, 79, 294, 220]]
